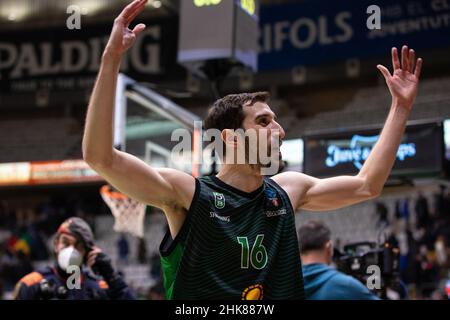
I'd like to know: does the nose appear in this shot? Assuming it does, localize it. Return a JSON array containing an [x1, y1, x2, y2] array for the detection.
[[273, 121, 285, 140]]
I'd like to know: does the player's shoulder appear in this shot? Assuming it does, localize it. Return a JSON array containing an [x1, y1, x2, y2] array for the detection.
[[156, 167, 193, 178], [271, 171, 316, 189], [157, 168, 196, 188], [157, 168, 197, 209], [270, 171, 317, 210]]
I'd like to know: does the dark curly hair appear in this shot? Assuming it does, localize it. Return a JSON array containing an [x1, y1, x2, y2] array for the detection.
[[204, 92, 270, 132]]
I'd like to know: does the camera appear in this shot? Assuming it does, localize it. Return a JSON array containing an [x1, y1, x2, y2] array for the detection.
[[334, 241, 404, 299], [38, 279, 68, 300]]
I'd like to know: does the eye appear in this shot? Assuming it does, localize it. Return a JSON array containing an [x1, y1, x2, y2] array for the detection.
[[259, 118, 269, 126]]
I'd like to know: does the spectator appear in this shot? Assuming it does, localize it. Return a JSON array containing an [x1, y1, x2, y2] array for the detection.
[[400, 197, 410, 222], [147, 281, 165, 300], [137, 237, 147, 264], [395, 200, 402, 219], [0, 243, 33, 292], [14, 217, 134, 300], [117, 233, 130, 265], [416, 244, 440, 298], [415, 192, 430, 229], [435, 235, 448, 268], [376, 201, 389, 227], [149, 253, 161, 280], [433, 185, 448, 219], [443, 188, 450, 221]]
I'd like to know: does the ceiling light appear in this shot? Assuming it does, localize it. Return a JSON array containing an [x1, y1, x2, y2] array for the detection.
[[1, 4, 30, 22]]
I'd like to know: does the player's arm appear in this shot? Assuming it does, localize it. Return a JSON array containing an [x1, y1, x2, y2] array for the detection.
[[82, 0, 194, 211], [275, 46, 422, 211]]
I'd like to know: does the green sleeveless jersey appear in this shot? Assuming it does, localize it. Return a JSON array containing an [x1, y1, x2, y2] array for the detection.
[[159, 175, 305, 300]]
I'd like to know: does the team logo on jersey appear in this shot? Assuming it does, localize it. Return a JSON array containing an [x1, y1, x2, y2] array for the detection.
[[241, 284, 264, 300], [213, 192, 225, 209], [264, 187, 280, 209]]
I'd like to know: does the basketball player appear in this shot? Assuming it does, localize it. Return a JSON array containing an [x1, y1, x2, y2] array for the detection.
[[82, 0, 422, 299]]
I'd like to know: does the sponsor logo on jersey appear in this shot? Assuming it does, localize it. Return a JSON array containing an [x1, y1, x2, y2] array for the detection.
[[241, 284, 264, 300], [265, 208, 287, 218], [209, 212, 230, 222], [213, 192, 225, 209]]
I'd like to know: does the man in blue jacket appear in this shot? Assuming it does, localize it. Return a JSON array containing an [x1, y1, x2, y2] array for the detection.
[[299, 220, 379, 300]]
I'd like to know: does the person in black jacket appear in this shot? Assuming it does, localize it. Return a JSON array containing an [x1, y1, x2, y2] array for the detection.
[[13, 217, 134, 300]]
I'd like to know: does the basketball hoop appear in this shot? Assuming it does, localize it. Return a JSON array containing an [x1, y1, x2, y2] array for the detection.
[[100, 185, 146, 238]]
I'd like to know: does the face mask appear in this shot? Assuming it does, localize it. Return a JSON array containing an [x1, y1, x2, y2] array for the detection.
[[57, 246, 83, 271]]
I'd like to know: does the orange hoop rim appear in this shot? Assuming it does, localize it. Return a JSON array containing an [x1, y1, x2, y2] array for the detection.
[[100, 185, 129, 200]]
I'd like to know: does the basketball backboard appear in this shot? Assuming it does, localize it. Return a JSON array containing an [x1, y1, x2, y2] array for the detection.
[[114, 74, 202, 175]]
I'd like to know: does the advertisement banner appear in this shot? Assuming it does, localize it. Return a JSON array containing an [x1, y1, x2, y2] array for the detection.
[[0, 160, 103, 186], [0, 18, 181, 92], [303, 122, 444, 178], [259, 0, 450, 71]]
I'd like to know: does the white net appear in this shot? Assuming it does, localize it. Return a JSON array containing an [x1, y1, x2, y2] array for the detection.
[[100, 185, 146, 238]]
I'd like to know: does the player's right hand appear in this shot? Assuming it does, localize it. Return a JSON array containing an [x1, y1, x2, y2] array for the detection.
[[104, 0, 148, 57]]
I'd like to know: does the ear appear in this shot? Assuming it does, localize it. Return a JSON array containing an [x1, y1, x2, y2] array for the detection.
[[325, 240, 333, 251], [221, 129, 237, 146]]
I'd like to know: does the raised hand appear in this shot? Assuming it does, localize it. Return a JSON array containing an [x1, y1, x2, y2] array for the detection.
[[104, 0, 148, 57], [377, 45, 423, 110]]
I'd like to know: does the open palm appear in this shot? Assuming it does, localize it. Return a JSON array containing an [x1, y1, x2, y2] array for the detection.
[[377, 46, 423, 110], [105, 0, 148, 56]]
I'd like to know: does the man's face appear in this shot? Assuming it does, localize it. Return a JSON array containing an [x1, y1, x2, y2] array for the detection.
[[238, 101, 286, 167], [54, 233, 86, 258]]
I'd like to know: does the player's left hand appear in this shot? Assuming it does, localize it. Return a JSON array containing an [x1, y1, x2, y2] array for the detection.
[[377, 45, 423, 111]]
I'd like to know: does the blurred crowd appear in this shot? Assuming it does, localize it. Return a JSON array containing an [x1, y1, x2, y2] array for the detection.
[[374, 185, 450, 299], [1, 185, 449, 300]]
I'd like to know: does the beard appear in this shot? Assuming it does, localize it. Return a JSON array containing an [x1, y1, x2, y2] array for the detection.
[[226, 132, 283, 174], [259, 149, 282, 170], [246, 139, 283, 174]]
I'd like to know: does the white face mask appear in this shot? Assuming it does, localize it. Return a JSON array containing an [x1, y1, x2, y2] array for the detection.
[[57, 246, 83, 271]]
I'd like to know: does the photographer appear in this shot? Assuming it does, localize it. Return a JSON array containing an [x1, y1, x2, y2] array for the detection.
[[299, 220, 379, 300], [13, 217, 134, 300]]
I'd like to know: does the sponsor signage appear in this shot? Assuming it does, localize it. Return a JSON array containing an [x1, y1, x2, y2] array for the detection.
[[258, 0, 450, 70], [0, 159, 103, 186], [0, 19, 181, 92], [303, 122, 444, 178]]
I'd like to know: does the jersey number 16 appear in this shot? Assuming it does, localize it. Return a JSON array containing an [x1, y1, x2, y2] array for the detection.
[[237, 234, 268, 270]]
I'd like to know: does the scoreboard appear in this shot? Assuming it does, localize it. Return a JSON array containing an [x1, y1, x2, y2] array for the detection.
[[177, 0, 259, 75]]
